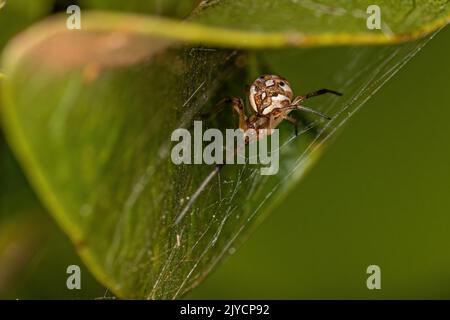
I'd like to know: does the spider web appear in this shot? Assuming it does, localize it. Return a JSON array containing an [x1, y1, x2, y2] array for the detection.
[[135, 29, 441, 299]]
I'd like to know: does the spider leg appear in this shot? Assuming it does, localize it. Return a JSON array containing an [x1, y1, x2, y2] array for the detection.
[[281, 114, 299, 136], [292, 88, 342, 105], [304, 88, 342, 100], [278, 103, 332, 120], [202, 97, 248, 130], [296, 105, 332, 120], [201, 97, 229, 119], [289, 88, 341, 120], [231, 97, 249, 131]]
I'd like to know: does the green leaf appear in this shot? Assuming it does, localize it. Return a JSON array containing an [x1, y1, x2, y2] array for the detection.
[[2, 16, 243, 298], [79, 0, 197, 18], [1, 1, 449, 299], [193, 0, 450, 33], [191, 0, 450, 45]]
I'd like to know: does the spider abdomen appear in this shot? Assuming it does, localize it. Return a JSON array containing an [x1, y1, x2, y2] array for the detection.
[[249, 75, 293, 115]]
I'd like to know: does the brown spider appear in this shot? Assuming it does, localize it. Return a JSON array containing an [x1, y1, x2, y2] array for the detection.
[[173, 75, 342, 225], [221, 74, 341, 137]]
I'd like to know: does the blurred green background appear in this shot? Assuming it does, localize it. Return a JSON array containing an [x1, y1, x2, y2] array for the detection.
[[1, 1, 450, 299]]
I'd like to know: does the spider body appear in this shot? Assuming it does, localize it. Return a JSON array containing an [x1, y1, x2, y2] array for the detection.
[[174, 75, 342, 225], [222, 74, 342, 139]]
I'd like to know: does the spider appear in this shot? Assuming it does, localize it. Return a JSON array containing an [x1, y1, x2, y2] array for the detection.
[[220, 74, 342, 137], [173, 75, 342, 225]]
